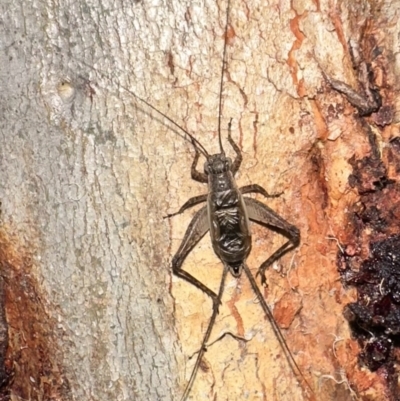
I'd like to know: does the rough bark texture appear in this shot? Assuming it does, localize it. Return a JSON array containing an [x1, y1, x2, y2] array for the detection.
[[1, 0, 399, 400]]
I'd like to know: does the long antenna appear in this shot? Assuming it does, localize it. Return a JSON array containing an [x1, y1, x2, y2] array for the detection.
[[76, 60, 210, 158], [217, 0, 232, 155], [180, 265, 228, 401]]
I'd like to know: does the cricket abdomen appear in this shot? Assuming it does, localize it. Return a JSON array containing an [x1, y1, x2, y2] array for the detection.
[[208, 187, 252, 275]]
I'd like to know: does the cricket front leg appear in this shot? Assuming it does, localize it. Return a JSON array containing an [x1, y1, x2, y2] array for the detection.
[[244, 197, 300, 286], [190, 140, 208, 183], [171, 205, 220, 311]]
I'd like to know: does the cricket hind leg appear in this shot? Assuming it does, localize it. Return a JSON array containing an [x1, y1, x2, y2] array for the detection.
[[242, 263, 314, 396], [244, 197, 300, 286], [179, 265, 229, 401], [171, 205, 221, 310]]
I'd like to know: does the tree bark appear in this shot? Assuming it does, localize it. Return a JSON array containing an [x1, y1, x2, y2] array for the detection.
[[1, 0, 399, 400]]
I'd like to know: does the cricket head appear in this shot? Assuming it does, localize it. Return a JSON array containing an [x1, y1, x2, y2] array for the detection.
[[204, 154, 232, 175]]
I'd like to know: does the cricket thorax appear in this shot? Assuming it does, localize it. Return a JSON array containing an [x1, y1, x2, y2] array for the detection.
[[206, 154, 237, 193]]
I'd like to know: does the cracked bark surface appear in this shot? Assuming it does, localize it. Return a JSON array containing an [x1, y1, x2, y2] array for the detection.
[[1, 0, 399, 400]]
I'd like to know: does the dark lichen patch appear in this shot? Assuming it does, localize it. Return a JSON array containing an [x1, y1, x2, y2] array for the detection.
[[373, 105, 394, 127], [338, 149, 400, 396], [341, 235, 400, 369], [348, 155, 393, 195], [346, 155, 399, 238]]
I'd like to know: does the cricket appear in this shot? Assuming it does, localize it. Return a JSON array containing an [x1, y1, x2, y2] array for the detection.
[[164, 3, 309, 398], [78, 0, 313, 399]]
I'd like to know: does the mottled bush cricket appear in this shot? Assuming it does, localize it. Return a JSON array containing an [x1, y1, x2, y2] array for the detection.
[[79, 0, 312, 399]]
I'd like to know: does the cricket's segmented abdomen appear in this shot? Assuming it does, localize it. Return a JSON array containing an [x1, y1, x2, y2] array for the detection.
[[208, 189, 252, 268]]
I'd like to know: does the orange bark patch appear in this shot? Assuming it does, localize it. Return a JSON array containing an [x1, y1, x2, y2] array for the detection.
[[0, 228, 68, 400]]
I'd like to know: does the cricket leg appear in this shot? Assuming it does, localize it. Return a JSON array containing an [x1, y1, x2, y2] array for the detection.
[[171, 205, 221, 309], [164, 139, 209, 219], [242, 263, 314, 396], [190, 140, 208, 183], [163, 193, 208, 219], [180, 264, 229, 401], [244, 197, 300, 286]]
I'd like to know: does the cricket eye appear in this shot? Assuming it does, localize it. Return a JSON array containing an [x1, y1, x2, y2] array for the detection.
[[204, 161, 210, 175]]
